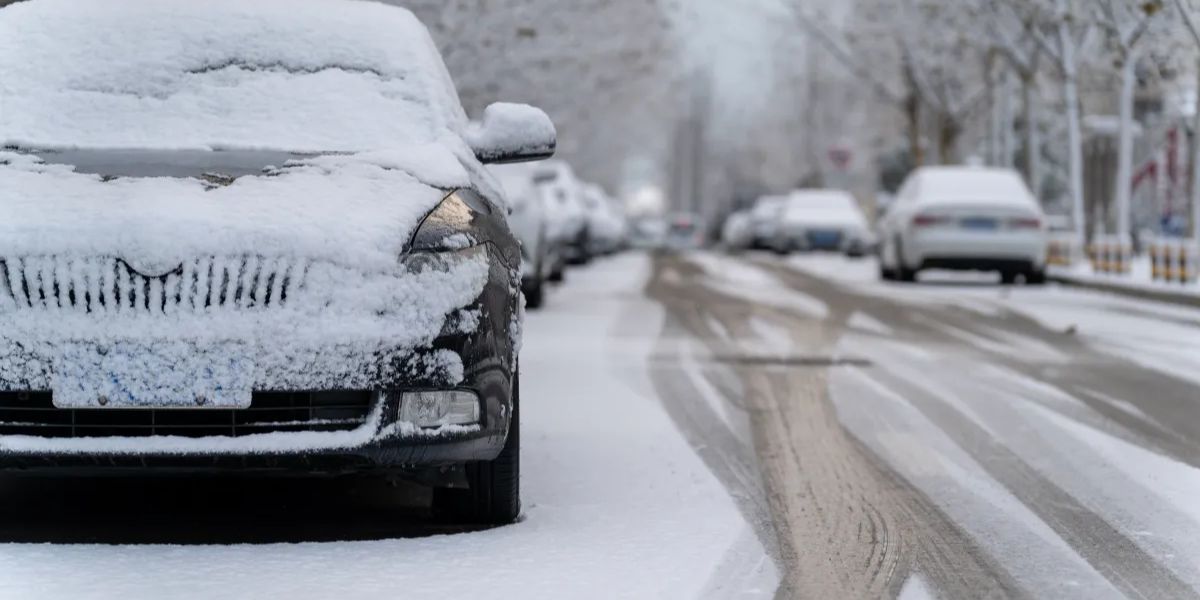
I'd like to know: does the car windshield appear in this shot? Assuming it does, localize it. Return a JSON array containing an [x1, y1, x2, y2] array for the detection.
[[0, 0, 464, 152]]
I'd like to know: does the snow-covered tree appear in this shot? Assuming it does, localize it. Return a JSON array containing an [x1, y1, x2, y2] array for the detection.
[[399, 0, 681, 192], [1174, 0, 1200, 239], [1093, 0, 1167, 239]]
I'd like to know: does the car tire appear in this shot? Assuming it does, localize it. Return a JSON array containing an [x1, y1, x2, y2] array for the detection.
[[893, 237, 917, 282], [1000, 270, 1018, 285], [434, 370, 521, 525], [523, 280, 544, 309], [880, 264, 896, 280], [548, 263, 564, 283], [1025, 269, 1046, 285]]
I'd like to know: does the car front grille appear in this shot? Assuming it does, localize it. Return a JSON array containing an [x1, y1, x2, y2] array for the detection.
[[0, 391, 375, 438], [0, 256, 307, 314]]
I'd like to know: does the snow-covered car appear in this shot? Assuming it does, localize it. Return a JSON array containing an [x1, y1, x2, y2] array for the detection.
[[771, 189, 874, 256], [665, 213, 704, 250], [580, 183, 626, 256], [531, 160, 589, 269], [628, 216, 668, 249], [491, 164, 552, 308], [0, 0, 557, 524], [721, 210, 755, 251], [878, 166, 1047, 284], [749, 195, 788, 250]]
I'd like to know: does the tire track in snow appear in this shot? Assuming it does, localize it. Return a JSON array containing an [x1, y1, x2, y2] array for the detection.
[[650, 254, 1021, 599], [760, 254, 1200, 598]]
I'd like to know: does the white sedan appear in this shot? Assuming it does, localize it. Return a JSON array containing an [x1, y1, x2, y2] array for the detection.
[[878, 166, 1047, 284], [771, 189, 874, 256]]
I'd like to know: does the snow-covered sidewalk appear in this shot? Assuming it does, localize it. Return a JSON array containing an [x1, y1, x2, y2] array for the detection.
[[0, 254, 771, 599], [1049, 257, 1200, 307]]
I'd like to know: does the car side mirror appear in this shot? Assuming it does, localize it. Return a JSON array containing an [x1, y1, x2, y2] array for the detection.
[[465, 103, 557, 164]]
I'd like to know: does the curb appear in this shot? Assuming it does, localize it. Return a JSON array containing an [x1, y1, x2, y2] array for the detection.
[[1049, 274, 1200, 309]]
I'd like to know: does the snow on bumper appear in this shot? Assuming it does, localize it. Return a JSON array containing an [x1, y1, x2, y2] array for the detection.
[[0, 246, 492, 394]]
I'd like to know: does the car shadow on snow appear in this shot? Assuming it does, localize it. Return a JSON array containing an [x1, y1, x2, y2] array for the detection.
[[0, 475, 491, 544]]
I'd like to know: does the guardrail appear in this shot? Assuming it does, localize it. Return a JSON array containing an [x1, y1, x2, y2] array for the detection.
[[1046, 234, 1081, 267], [1087, 235, 1133, 275], [1148, 238, 1198, 284]]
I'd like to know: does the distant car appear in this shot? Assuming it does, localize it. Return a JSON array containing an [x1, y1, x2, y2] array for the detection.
[[721, 210, 755, 251], [628, 216, 668, 249], [580, 183, 626, 256], [532, 161, 589, 268], [665, 213, 704, 250], [771, 189, 874, 256], [0, 0, 558, 525], [492, 164, 552, 308], [749, 195, 788, 250], [878, 166, 1047, 284]]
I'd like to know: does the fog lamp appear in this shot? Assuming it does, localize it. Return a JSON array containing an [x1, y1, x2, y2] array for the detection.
[[398, 390, 480, 428]]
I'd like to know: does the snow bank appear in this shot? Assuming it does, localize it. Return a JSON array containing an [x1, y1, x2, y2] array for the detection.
[[0, 0, 468, 152]]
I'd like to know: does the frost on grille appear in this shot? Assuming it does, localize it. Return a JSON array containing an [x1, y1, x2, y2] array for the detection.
[[0, 256, 307, 313]]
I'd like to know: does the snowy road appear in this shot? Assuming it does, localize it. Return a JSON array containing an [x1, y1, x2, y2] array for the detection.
[[3, 249, 1199, 599], [650, 250, 1200, 599], [0, 254, 776, 600]]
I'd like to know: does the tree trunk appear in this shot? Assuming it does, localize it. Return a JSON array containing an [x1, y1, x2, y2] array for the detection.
[[1061, 40, 1086, 244], [1115, 54, 1138, 239], [986, 54, 1001, 165], [1001, 73, 1015, 168], [906, 93, 924, 167], [938, 117, 960, 165], [1022, 74, 1041, 200], [1192, 59, 1200, 241]]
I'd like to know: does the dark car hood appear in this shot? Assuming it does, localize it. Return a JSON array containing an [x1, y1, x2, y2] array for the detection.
[[26, 148, 322, 179]]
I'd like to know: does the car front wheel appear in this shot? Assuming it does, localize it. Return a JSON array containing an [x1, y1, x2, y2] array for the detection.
[[434, 370, 521, 525]]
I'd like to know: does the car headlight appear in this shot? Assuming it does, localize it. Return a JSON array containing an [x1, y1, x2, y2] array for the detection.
[[408, 191, 492, 252]]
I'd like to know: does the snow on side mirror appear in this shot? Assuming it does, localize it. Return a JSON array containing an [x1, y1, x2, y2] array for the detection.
[[466, 103, 557, 165]]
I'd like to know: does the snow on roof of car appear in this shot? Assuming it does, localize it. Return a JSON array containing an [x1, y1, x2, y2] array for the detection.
[[0, 0, 467, 152], [908, 166, 1037, 207], [782, 189, 867, 227]]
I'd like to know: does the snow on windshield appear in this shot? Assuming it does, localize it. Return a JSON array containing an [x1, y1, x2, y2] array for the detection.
[[0, 0, 467, 152]]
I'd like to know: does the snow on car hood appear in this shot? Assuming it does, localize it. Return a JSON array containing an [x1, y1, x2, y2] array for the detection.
[[0, 148, 468, 271]]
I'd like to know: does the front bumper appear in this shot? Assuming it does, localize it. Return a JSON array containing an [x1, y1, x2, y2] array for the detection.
[[0, 245, 520, 473]]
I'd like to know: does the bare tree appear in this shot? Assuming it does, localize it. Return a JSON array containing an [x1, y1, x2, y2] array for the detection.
[[1094, 0, 1165, 239], [1174, 0, 1200, 239]]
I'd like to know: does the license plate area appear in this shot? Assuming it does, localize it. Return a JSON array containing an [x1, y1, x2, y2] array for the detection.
[[52, 342, 254, 409], [960, 217, 998, 231]]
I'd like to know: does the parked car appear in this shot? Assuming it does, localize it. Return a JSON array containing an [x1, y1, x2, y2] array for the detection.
[[532, 160, 589, 270], [749, 195, 788, 250], [771, 189, 874, 256], [628, 216, 668, 249], [878, 166, 1047, 284], [721, 210, 755, 251], [0, 0, 557, 524], [580, 183, 627, 256], [491, 164, 553, 308], [664, 213, 704, 250]]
